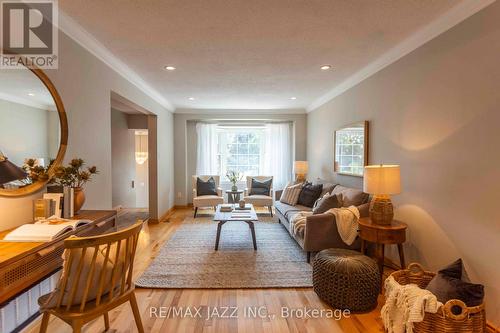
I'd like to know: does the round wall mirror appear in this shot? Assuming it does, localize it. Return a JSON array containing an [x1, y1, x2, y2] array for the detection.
[[0, 64, 68, 197]]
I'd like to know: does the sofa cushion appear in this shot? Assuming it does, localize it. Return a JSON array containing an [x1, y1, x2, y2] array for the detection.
[[317, 183, 337, 197], [357, 202, 370, 218], [249, 177, 272, 196], [245, 194, 273, 206], [196, 177, 217, 196], [297, 182, 323, 208], [280, 183, 303, 205], [313, 193, 343, 214], [331, 185, 369, 207], [275, 201, 312, 219]]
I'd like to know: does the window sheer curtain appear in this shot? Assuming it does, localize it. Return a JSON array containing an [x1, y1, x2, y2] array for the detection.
[[263, 123, 292, 190], [196, 123, 218, 175]]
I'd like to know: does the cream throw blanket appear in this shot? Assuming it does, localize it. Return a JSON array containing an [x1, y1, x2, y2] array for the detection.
[[290, 206, 360, 245], [382, 276, 443, 333]]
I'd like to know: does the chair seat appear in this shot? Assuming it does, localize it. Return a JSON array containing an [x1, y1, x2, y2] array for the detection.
[[193, 195, 224, 207], [244, 195, 273, 206]]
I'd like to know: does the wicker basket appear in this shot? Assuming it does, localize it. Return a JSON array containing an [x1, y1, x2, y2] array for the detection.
[[389, 263, 486, 333]]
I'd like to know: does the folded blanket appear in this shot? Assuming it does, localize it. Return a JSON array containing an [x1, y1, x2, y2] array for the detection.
[[289, 206, 359, 245], [382, 275, 442, 333], [325, 206, 359, 245], [290, 211, 312, 238]]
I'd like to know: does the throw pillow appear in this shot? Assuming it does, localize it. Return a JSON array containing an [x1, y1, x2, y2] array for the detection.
[[297, 182, 323, 208], [331, 185, 369, 207], [312, 193, 343, 214], [280, 183, 303, 205], [249, 178, 272, 196], [196, 177, 218, 196], [426, 259, 484, 308]]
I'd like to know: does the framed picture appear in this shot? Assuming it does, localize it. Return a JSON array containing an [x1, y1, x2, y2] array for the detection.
[[334, 121, 369, 177]]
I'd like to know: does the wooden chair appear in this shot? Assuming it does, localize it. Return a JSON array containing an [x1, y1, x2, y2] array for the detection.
[[38, 221, 144, 333]]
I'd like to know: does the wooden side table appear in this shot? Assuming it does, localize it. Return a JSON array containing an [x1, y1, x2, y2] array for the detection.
[[358, 217, 408, 278]]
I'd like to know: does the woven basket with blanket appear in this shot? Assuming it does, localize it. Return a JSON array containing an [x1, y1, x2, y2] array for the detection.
[[387, 263, 486, 333]]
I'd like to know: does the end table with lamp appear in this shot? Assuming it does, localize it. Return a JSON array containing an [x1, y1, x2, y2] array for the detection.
[[362, 164, 407, 277]]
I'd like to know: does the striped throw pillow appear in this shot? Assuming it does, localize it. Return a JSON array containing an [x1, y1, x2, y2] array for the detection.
[[280, 183, 303, 205]]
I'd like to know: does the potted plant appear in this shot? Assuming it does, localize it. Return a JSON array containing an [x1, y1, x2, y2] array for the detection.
[[52, 158, 98, 213], [226, 170, 242, 191]]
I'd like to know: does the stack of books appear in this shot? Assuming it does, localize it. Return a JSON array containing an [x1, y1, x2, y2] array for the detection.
[[219, 204, 233, 212], [230, 212, 252, 219]]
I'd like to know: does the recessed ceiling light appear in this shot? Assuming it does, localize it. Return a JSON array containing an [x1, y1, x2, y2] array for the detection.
[[28, 93, 35, 96], [320, 65, 332, 70], [290, 97, 297, 100], [164, 66, 176, 71], [188, 97, 195, 100]]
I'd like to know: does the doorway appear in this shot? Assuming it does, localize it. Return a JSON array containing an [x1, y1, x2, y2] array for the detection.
[[110, 92, 156, 224]]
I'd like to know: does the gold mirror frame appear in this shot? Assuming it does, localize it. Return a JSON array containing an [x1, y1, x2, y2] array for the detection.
[[0, 65, 68, 197]]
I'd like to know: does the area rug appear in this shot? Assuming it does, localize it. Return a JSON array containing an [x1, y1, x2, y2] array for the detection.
[[135, 216, 312, 288]]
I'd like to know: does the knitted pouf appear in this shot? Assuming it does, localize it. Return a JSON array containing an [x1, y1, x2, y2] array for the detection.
[[313, 248, 380, 312]]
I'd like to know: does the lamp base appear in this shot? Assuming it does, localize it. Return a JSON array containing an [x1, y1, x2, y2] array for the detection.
[[369, 195, 394, 225], [295, 174, 306, 183]]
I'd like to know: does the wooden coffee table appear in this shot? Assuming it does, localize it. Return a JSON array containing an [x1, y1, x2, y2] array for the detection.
[[213, 204, 259, 250]]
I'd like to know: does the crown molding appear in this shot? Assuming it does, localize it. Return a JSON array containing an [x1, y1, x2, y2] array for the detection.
[[0, 93, 55, 111], [307, 0, 496, 112], [57, 10, 174, 112], [174, 108, 307, 115]]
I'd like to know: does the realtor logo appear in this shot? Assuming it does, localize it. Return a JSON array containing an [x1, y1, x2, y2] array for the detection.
[[1, 0, 58, 68]]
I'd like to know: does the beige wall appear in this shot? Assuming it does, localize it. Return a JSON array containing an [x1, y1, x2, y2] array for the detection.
[[0, 99, 57, 166], [173, 110, 307, 206], [0, 32, 174, 230], [307, 3, 500, 324]]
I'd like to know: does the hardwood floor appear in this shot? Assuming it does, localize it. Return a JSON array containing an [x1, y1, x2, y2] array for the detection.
[[24, 208, 387, 333]]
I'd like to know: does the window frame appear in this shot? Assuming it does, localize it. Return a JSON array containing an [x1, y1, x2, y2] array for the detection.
[[216, 126, 266, 183]]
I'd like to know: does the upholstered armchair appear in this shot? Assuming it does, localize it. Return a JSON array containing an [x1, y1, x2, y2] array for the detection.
[[192, 175, 224, 217], [244, 176, 274, 216]]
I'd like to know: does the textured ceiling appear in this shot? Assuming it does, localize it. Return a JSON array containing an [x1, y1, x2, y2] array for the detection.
[[59, 0, 460, 110]]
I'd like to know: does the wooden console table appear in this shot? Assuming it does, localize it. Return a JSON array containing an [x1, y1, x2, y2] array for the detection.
[[0, 210, 117, 305]]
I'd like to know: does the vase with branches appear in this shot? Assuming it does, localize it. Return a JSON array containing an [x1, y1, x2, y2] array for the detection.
[[51, 158, 98, 212], [226, 170, 242, 191]]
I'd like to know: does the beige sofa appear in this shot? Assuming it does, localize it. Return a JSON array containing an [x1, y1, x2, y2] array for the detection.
[[274, 184, 370, 262]]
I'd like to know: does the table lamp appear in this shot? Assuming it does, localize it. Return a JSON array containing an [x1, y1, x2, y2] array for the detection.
[[0, 152, 27, 186], [294, 161, 308, 182], [363, 165, 401, 225]]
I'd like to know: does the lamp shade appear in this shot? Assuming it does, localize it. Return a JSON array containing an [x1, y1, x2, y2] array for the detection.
[[363, 165, 401, 195], [0, 156, 27, 185], [294, 161, 308, 174]]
